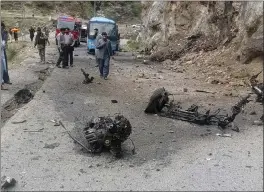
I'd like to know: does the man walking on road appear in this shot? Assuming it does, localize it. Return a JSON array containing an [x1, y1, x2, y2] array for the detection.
[[34, 27, 49, 64], [94, 28, 102, 67], [56, 28, 66, 68], [96, 32, 113, 80], [62, 28, 75, 68], [29, 26, 35, 42]]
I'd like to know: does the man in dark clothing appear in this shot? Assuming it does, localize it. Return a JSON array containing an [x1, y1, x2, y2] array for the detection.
[[29, 26, 35, 42], [1, 22, 11, 84], [34, 27, 49, 64], [96, 32, 113, 80], [13, 29, 18, 41]]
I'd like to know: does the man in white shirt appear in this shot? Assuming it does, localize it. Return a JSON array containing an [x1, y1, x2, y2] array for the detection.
[[56, 28, 66, 68], [62, 28, 75, 68]]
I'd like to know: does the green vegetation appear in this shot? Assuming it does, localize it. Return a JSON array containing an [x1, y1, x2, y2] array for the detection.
[[125, 40, 141, 52], [6, 42, 27, 62]]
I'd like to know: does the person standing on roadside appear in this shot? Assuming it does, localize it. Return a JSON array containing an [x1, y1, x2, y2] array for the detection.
[[1, 22, 11, 84], [94, 28, 102, 67], [56, 28, 66, 68], [34, 27, 49, 64], [96, 32, 113, 80], [1, 35, 8, 90], [62, 28, 75, 68], [29, 26, 35, 42], [43, 26, 50, 38], [13, 27, 18, 42], [8, 28, 13, 43]]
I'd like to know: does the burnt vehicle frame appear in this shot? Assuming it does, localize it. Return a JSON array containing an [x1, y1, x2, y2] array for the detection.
[[145, 87, 251, 131]]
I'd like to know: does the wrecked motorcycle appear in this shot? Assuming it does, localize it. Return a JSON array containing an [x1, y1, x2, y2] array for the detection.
[[83, 115, 132, 158], [145, 87, 251, 130]]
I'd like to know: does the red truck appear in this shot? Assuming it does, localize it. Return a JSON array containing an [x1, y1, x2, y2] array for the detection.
[[55, 16, 81, 47]]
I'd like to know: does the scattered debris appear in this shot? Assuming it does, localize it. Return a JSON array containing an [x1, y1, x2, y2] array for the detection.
[[211, 80, 221, 84], [216, 133, 232, 137], [168, 131, 174, 133], [195, 89, 216, 94], [245, 165, 253, 168], [253, 120, 263, 126], [81, 69, 94, 84], [249, 70, 263, 102], [43, 143, 60, 149], [1, 176, 16, 189], [249, 111, 257, 115], [59, 121, 92, 153], [129, 164, 135, 168], [50, 119, 60, 126], [24, 128, 44, 132], [183, 88, 188, 92], [111, 100, 118, 103], [11, 120, 27, 124]]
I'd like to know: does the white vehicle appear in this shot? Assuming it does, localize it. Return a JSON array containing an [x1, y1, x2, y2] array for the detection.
[[80, 24, 87, 42]]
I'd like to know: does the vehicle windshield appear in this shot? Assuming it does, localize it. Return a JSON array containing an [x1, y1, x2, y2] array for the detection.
[[89, 22, 116, 37], [57, 20, 75, 30]]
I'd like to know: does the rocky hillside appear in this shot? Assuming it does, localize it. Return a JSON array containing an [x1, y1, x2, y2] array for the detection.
[[140, 1, 263, 64], [137, 1, 263, 88], [1, 1, 141, 23]]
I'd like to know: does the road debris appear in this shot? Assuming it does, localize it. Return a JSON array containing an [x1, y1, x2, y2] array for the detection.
[[249, 70, 263, 102], [24, 128, 44, 132], [50, 119, 60, 126], [195, 89, 216, 94], [43, 143, 60, 149], [1, 176, 16, 189], [81, 69, 94, 84], [111, 100, 118, 103], [216, 133, 232, 137], [11, 120, 27, 124], [253, 120, 263, 126], [83, 115, 133, 158], [59, 121, 92, 153], [249, 111, 257, 115]]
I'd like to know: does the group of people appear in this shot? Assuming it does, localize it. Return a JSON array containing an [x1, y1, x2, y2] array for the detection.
[[29, 26, 50, 42], [94, 28, 113, 80], [1, 22, 11, 90], [56, 28, 75, 68]]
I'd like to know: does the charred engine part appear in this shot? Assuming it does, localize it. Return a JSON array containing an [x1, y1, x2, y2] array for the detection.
[[83, 115, 132, 158], [144, 87, 170, 113], [250, 71, 263, 103], [145, 88, 251, 130], [81, 68, 94, 84]]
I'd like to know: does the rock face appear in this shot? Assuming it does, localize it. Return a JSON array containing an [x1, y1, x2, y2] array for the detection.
[[140, 1, 263, 63]]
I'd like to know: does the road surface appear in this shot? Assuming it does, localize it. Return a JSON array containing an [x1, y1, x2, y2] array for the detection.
[[1, 40, 263, 191]]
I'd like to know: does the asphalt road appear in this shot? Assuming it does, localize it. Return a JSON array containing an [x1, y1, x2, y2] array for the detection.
[[1, 41, 263, 191]]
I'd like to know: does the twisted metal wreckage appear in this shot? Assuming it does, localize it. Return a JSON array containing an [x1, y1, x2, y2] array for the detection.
[[144, 88, 251, 131], [144, 74, 263, 131]]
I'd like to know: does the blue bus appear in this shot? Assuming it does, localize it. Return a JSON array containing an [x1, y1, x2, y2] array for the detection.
[[87, 17, 120, 54]]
